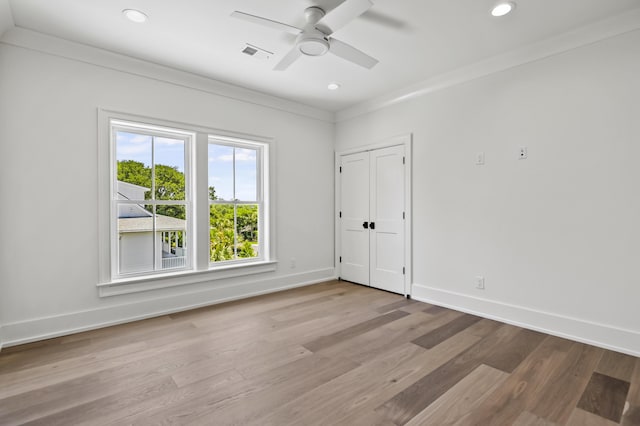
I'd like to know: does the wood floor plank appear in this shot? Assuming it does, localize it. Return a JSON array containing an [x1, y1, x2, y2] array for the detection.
[[260, 328, 486, 426], [458, 336, 576, 426], [423, 304, 449, 315], [20, 376, 178, 426], [375, 323, 523, 425], [375, 298, 418, 314], [411, 313, 482, 349], [314, 309, 463, 364], [303, 310, 410, 352], [512, 411, 558, 425], [622, 358, 640, 425], [528, 342, 603, 424], [482, 328, 547, 373], [577, 371, 631, 423], [403, 364, 509, 426], [140, 354, 358, 425], [0, 344, 208, 424], [252, 343, 431, 426], [596, 349, 637, 382], [567, 408, 621, 426], [87, 369, 245, 426], [338, 322, 495, 425]]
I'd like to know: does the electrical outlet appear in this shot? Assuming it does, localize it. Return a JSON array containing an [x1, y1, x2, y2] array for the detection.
[[519, 147, 528, 160], [475, 276, 485, 290], [476, 152, 485, 165], [290, 258, 296, 269]]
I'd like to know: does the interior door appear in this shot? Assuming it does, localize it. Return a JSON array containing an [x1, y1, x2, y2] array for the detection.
[[339, 145, 405, 294], [369, 145, 405, 294], [339, 152, 370, 285]]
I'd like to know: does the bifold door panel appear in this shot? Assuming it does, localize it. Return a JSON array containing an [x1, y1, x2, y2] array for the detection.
[[340, 152, 370, 285]]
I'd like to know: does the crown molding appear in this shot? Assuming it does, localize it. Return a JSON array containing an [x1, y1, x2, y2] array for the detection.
[[336, 8, 640, 123], [0, 27, 335, 123]]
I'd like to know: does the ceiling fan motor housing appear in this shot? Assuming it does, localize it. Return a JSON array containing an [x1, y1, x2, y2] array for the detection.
[[298, 7, 329, 56]]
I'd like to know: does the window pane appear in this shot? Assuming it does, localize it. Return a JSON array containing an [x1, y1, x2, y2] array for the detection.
[[158, 205, 188, 270], [116, 131, 152, 200], [210, 204, 235, 262], [154, 137, 185, 201], [237, 204, 259, 259], [235, 148, 257, 201], [117, 204, 188, 273], [117, 202, 154, 275], [208, 144, 234, 201]]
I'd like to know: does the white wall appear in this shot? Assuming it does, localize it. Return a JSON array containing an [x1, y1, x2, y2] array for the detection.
[[0, 0, 13, 39], [0, 31, 335, 347], [336, 30, 640, 355]]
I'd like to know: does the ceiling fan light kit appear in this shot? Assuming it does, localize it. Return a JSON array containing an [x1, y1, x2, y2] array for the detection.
[[298, 32, 330, 56], [231, 0, 378, 71]]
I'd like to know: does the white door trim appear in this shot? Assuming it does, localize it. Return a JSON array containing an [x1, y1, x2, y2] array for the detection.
[[335, 134, 413, 296]]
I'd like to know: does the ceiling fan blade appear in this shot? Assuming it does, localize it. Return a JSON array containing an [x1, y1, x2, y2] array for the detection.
[[231, 11, 302, 35], [318, 0, 373, 34], [274, 46, 303, 71], [329, 38, 378, 69]]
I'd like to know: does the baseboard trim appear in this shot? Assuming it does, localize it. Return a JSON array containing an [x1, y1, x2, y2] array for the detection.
[[411, 283, 640, 357], [2, 268, 336, 348]]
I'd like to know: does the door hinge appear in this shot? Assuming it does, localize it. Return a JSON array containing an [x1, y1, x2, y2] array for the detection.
[[403, 267, 406, 275], [339, 211, 342, 218], [339, 256, 342, 263], [403, 156, 405, 165], [403, 211, 405, 219], [339, 166, 342, 173]]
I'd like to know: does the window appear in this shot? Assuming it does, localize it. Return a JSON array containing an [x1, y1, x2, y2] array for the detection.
[[208, 139, 263, 264], [111, 121, 192, 278], [99, 111, 274, 293]]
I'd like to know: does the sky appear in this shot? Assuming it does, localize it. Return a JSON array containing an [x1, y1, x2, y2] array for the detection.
[[116, 131, 257, 201]]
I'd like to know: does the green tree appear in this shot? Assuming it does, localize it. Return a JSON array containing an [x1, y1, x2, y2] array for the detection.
[[209, 204, 234, 261], [238, 241, 255, 258], [237, 205, 258, 242], [117, 160, 151, 196]]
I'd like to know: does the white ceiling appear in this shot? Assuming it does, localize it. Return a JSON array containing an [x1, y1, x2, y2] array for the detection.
[[5, 0, 640, 111]]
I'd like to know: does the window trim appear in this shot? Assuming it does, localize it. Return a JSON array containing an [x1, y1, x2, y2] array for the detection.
[[97, 109, 277, 296]]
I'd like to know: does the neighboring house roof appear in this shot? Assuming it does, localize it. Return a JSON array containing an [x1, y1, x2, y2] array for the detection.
[[118, 214, 186, 233], [118, 180, 149, 192], [117, 180, 153, 218]]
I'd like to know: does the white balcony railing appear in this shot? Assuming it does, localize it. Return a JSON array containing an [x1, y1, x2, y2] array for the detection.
[[162, 256, 186, 269]]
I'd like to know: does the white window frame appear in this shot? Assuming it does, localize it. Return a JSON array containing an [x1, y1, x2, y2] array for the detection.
[[110, 120, 194, 279], [97, 109, 277, 297], [208, 136, 267, 266]]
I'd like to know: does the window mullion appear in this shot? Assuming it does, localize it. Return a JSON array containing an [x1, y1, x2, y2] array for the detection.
[[195, 132, 210, 270], [232, 148, 237, 260]]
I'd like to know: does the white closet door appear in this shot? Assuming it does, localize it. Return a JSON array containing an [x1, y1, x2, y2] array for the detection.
[[340, 152, 370, 285], [370, 145, 405, 294]]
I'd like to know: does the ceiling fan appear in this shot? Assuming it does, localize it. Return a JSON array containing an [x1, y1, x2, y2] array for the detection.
[[231, 0, 379, 71]]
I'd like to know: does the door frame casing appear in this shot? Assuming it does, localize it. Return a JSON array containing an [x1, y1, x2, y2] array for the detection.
[[335, 134, 413, 297]]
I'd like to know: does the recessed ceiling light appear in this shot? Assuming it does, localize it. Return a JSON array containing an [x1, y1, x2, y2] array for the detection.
[[327, 82, 341, 91], [491, 2, 515, 17], [123, 9, 148, 23]]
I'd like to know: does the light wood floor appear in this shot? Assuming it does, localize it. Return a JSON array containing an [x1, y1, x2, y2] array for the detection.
[[1, 280, 639, 425]]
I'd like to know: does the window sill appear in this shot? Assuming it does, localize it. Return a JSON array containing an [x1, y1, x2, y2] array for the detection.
[[97, 260, 278, 297]]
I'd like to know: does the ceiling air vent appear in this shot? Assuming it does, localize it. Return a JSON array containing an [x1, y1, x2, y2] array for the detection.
[[241, 44, 273, 61]]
